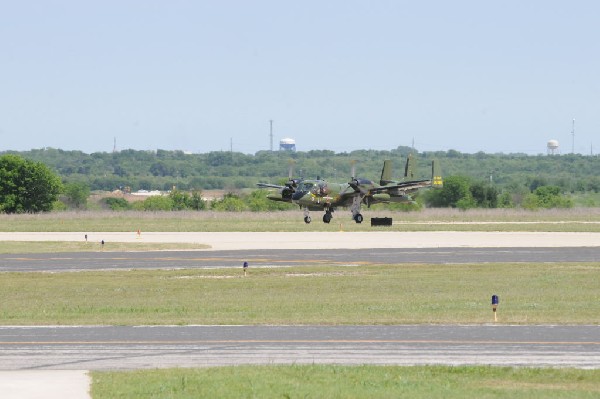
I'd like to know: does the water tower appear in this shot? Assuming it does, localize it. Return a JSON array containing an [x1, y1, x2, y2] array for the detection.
[[280, 138, 296, 151], [547, 139, 559, 155]]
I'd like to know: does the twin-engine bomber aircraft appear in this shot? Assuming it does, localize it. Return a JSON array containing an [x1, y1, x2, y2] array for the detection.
[[257, 155, 443, 224]]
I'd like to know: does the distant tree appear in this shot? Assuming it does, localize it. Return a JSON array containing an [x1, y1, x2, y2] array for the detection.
[[469, 182, 499, 208], [63, 182, 91, 209], [390, 146, 415, 157], [522, 185, 573, 210], [455, 196, 477, 210], [446, 149, 462, 158], [527, 176, 548, 192], [211, 193, 247, 212], [188, 190, 206, 210], [113, 164, 127, 177], [137, 195, 174, 211], [426, 175, 472, 208], [104, 197, 131, 211], [168, 189, 191, 210], [534, 185, 573, 208], [0, 154, 62, 213], [498, 192, 515, 208], [207, 152, 231, 167], [150, 162, 173, 177], [521, 193, 541, 210]]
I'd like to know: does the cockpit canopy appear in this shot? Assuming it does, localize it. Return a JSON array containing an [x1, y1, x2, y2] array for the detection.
[[297, 182, 314, 192], [312, 182, 329, 196], [297, 181, 329, 196]]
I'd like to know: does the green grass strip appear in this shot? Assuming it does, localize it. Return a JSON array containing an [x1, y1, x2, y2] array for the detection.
[[1, 264, 598, 325], [3, 209, 600, 232], [91, 365, 600, 399], [0, 241, 208, 254]]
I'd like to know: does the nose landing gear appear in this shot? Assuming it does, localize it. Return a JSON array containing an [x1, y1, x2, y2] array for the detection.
[[303, 207, 312, 224], [351, 195, 364, 223]]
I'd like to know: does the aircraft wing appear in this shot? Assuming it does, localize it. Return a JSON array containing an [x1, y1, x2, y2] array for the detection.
[[256, 183, 285, 189], [256, 182, 296, 203], [369, 179, 432, 194]]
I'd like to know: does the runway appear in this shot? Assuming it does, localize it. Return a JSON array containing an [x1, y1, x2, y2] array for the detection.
[[1, 325, 599, 370], [2, 247, 600, 272]]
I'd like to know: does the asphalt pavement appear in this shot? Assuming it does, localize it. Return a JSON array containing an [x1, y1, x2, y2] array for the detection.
[[2, 247, 600, 272], [1, 325, 599, 370]]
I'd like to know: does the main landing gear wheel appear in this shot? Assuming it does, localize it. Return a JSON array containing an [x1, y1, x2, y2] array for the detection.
[[323, 212, 332, 223], [304, 216, 312, 224], [353, 213, 363, 224]]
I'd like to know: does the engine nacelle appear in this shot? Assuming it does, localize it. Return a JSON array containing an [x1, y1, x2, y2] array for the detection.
[[282, 187, 293, 200]]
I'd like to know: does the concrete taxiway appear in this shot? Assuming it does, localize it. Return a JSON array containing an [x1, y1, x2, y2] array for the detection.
[[1, 231, 600, 250], [0, 370, 90, 399]]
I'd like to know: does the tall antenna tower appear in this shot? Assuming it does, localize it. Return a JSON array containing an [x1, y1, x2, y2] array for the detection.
[[571, 118, 575, 154], [112, 137, 117, 153], [270, 120, 274, 152]]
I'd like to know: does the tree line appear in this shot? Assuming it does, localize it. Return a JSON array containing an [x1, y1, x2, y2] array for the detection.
[[5, 146, 600, 194], [2, 147, 595, 213]]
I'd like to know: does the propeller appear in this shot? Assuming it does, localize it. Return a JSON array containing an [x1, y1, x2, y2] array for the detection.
[[287, 160, 295, 180], [282, 160, 300, 200], [347, 160, 368, 195], [349, 179, 369, 195]]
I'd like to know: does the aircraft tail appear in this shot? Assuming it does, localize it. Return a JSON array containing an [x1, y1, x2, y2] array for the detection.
[[380, 160, 394, 186], [431, 159, 443, 188], [380, 154, 442, 187], [404, 153, 415, 180]]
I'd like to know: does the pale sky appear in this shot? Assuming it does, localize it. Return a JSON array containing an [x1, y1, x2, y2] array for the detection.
[[1, 1, 599, 155]]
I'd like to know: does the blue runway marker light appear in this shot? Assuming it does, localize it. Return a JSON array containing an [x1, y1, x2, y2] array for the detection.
[[491, 294, 499, 322]]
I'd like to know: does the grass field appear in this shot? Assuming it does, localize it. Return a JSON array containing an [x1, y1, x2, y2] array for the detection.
[[91, 365, 600, 399], [2, 208, 600, 232], [1, 264, 598, 325]]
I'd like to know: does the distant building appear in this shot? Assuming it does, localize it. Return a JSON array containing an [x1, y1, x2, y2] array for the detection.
[[280, 138, 296, 151]]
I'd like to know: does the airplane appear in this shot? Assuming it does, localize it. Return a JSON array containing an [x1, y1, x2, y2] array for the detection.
[[256, 160, 303, 203], [257, 155, 443, 224]]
